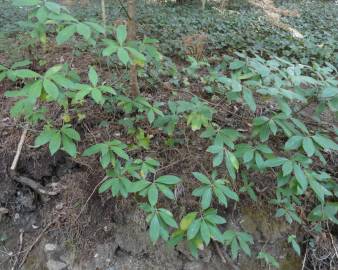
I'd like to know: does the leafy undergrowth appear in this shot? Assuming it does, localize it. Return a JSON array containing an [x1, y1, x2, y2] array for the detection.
[[0, 0, 337, 269]]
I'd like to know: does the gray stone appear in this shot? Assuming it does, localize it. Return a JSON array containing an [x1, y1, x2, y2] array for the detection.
[[45, 243, 57, 252]]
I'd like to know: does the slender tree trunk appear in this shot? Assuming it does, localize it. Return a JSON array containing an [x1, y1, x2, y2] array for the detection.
[[127, 0, 139, 97], [101, 0, 107, 36]]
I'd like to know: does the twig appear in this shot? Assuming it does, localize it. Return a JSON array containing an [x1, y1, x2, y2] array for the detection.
[[11, 230, 24, 270], [10, 126, 28, 171], [18, 219, 57, 269], [75, 177, 108, 221], [327, 222, 338, 259], [213, 241, 240, 270], [213, 241, 227, 264], [301, 243, 308, 270]]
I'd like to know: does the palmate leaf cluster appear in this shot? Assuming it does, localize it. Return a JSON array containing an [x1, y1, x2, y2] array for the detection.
[[3, 0, 338, 267]]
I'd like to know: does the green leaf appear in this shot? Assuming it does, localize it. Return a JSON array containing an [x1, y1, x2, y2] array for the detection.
[[231, 238, 240, 259], [116, 24, 127, 45], [312, 134, 338, 151], [187, 219, 201, 240], [156, 175, 181, 185], [82, 144, 103, 156], [200, 221, 210, 245], [201, 187, 212, 210], [238, 237, 251, 256], [302, 137, 315, 157], [45, 1, 61, 13], [309, 178, 332, 203], [204, 214, 226, 224], [131, 180, 151, 192], [49, 132, 61, 155], [282, 160, 293, 176], [102, 40, 118, 56], [243, 88, 256, 112], [62, 135, 77, 157], [159, 209, 178, 228], [117, 48, 130, 65], [88, 66, 98, 87], [35, 130, 51, 147], [285, 136, 303, 151], [264, 157, 286, 168], [157, 184, 175, 200], [56, 25, 76, 45], [180, 212, 197, 231], [62, 128, 80, 141], [43, 79, 59, 99], [98, 178, 115, 193], [149, 215, 160, 243], [15, 69, 40, 79], [111, 146, 129, 160], [213, 151, 224, 167], [77, 23, 91, 40], [148, 184, 158, 206], [293, 164, 308, 191], [91, 88, 103, 104], [13, 0, 39, 6], [192, 172, 210, 184], [223, 187, 239, 201]]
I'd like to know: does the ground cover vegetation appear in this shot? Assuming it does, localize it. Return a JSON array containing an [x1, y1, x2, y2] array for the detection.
[[0, 0, 337, 269]]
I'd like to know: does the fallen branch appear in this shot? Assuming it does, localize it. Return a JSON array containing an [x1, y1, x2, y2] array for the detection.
[[10, 126, 28, 171], [12, 175, 60, 196]]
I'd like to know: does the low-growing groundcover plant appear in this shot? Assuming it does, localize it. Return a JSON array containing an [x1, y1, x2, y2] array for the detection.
[[2, 0, 338, 268]]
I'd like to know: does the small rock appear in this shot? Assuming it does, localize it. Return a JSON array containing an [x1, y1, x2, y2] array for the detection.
[[45, 243, 57, 252], [46, 259, 67, 270], [55, 203, 64, 210]]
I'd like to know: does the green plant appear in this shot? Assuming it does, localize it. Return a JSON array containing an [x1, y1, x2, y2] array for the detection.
[[192, 171, 239, 209], [223, 230, 254, 259], [170, 209, 225, 257], [82, 140, 129, 168], [132, 175, 181, 206], [257, 251, 280, 269], [287, 235, 301, 256], [34, 124, 80, 156]]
